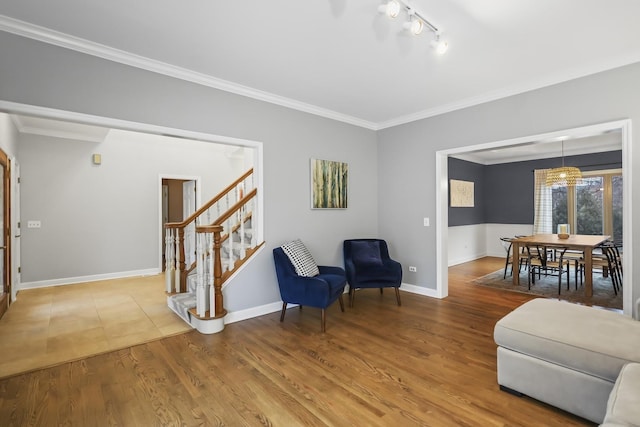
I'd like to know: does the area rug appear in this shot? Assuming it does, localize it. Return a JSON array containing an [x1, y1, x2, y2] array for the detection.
[[473, 268, 622, 310]]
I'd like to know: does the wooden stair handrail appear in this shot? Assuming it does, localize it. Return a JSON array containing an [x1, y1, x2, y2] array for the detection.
[[165, 167, 253, 230], [165, 168, 261, 321], [213, 188, 258, 227]]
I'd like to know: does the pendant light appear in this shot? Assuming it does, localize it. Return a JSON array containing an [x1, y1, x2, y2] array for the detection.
[[545, 140, 583, 186]]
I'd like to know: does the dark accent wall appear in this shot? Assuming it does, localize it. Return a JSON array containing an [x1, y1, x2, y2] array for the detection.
[[449, 150, 622, 226], [448, 157, 485, 226]]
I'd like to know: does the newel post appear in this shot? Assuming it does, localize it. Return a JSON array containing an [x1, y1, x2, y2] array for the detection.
[[212, 225, 225, 318], [176, 226, 187, 293], [196, 224, 226, 319]]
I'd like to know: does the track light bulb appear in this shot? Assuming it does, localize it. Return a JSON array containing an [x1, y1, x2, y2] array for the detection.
[[410, 18, 424, 35], [431, 38, 449, 55], [403, 16, 424, 35], [378, 1, 400, 18]]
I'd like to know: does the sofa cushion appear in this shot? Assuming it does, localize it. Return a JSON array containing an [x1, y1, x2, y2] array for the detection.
[[280, 239, 320, 277], [494, 299, 640, 383], [602, 363, 640, 426]]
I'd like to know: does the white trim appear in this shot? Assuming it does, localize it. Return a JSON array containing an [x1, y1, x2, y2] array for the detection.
[[620, 121, 633, 317], [400, 282, 442, 299], [224, 301, 285, 325], [158, 174, 201, 272], [1, 100, 267, 297], [436, 120, 633, 315], [19, 268, 160, 290], [435, 149, 449, 299], [0, 15, 377, 131], [376, 56, 640, 130], [225, 283, 444, 325], [0, 101, 263, 149], [3, 14, 639, 132]]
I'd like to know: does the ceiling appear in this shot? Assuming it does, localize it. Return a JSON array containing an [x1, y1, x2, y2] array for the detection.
[[2, 1, 640, 130], [453, 130, 622, 165]]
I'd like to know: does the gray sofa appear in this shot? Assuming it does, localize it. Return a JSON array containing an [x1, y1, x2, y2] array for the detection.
[[494, 298, 640, 425]]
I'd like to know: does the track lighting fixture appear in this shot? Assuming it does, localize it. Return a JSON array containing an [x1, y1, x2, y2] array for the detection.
[[378, 1, 400, 18], [431, 35, 449, 55], [403, 11, 424, 35], [378, 0, 449, 54]]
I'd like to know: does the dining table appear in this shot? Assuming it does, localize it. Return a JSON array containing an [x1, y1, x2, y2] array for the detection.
[[511, 234, 610, 297]]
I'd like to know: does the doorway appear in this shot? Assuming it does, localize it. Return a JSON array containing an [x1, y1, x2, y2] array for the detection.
[[161, 177, 199, 271], [0, 148, 10, 320], [435, 120, 633, 316]]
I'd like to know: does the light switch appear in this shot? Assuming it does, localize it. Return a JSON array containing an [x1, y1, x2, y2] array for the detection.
[[27, 220, 41, 228], [424, 217, 430, 227]]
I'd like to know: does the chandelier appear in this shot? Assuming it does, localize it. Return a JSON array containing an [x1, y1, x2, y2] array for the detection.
[[545, 140, 582, 186]]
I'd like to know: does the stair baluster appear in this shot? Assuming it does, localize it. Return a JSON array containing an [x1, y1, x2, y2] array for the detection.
[[165, 168, 262, 333], [195, 232, 205, 316], [165, 228, 174, 293]]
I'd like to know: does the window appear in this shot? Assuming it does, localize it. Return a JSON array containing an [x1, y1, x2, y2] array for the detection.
[[551, 169, 622, 240]]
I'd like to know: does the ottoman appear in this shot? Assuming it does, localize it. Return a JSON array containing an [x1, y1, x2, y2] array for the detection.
[[494, 298, 640, 424]]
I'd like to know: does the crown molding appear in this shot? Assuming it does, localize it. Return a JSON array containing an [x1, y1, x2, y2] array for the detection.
[[2, 15, 640, 133], [0, 15, 378, 130], [376, 53, 640, 130]]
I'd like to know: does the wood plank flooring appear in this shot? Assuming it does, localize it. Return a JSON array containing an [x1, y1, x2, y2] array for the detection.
[[0, 258, 594, 426]]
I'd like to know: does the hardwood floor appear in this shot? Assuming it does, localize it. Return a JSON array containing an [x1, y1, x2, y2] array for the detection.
[[0, 258, 593, 426]]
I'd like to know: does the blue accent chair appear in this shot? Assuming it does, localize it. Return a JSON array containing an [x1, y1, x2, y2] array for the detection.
[[273, 247, 347, 332], [343, 239, 402, 307]]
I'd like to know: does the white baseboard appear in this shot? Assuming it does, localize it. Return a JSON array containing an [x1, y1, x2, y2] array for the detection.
[[448, 252, 487, 267], [224, 301, 286, 325], [400, 282, 442, 299], [18, 268, 161, 290], [224, 283, 444, 326]]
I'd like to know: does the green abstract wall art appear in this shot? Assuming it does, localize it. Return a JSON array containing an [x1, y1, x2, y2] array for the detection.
[[311, 158, 348, 209]]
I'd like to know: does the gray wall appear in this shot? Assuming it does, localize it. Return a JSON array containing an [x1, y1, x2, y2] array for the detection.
[[1, 29, 637, 316], [378, 62, 639, 315], [0, 32, 379, 311], [449, 151, 623, 226], [17, 129, 249, 282]]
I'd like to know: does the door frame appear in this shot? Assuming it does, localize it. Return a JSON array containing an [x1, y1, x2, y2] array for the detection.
[[158, 175, 201, 272], [0, 148, 10, 319], [0, 99, 264, 281], [435, 119, 633, 316]]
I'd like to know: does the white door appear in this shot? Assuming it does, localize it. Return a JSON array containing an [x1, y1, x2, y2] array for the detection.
[[183, 180, 197, 266], [183, 180, 196, 219]]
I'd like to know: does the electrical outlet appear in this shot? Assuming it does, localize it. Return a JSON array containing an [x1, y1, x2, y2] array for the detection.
[[423, 217, 430, 227], [409, 266, 417, 272]]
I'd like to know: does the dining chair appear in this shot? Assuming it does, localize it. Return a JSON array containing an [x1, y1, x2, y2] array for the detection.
[[526, 245, 570, 294], [499, 237, 529, 279], [561, 249, 584, 289], [577, 241, 622, 295]]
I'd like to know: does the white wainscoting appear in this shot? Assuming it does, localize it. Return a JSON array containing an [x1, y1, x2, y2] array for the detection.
[[448, 223, 533, 266], [448, 224, 487, 266], [485, 223, 534, 257]]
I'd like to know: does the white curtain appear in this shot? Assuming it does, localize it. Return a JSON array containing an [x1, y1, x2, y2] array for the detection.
[[533, 169, 552, 234]]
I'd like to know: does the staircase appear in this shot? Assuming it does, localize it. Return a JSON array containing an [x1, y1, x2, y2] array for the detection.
[[164, 168, 263, 334]]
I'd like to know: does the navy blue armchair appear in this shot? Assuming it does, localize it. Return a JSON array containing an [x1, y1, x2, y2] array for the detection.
[[343, 239, 402, 307], [273, 246, 346, 332]]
